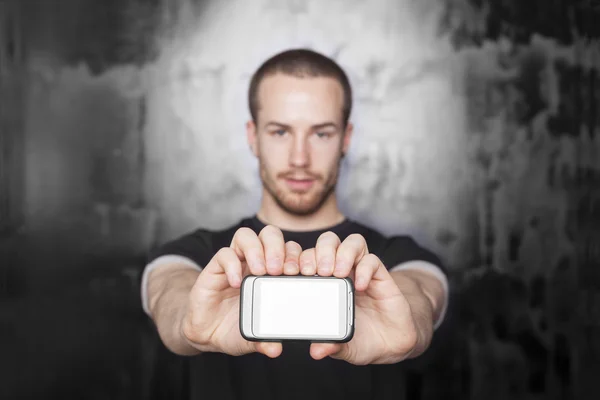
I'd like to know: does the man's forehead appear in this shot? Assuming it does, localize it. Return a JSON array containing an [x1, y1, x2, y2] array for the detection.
[[254, 73, 346, 125], [258, 73, 344, 95]]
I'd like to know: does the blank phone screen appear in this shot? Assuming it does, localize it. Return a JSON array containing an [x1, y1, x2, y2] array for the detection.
[[252, 278, 346, 338]]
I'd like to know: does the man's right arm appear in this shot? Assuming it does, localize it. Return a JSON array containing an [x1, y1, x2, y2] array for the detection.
[[146, 263, 203, 356], [143, 225, 297, 360]]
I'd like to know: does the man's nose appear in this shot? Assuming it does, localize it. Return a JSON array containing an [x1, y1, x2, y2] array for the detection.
[[289, 140, 309, 168]]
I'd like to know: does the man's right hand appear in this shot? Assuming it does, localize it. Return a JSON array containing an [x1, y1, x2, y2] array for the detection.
[[180, 225, 301, 358]]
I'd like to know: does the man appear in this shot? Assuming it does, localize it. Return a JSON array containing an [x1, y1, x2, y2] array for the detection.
[[142, 48, 449, 400]]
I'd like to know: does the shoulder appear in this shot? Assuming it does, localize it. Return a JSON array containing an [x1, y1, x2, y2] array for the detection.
[[172, 216, 256, 246], [343, 220, 402, 255], [147, 218, 252, 265], [346, 220, 446, 273], [341, 220, 386, 248]]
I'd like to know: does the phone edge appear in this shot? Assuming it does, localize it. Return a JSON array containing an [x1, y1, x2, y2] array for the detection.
[[239, 275, 257, 341], [239, 275, 356, 343]]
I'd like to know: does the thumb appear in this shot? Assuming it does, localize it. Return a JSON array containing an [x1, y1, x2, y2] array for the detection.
[[310, 343, 346, 360], [254, 341, 283, 358]]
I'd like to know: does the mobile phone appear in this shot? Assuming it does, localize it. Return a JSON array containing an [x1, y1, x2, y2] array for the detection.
[[239, 275, 354, 342]]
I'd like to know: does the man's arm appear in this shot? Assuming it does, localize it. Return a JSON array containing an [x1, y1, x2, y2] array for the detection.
[[146, 263, 203, 356], [390, 262, 448, 359]]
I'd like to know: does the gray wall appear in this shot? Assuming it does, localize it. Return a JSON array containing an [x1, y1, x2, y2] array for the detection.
[[1, 0, 599, 399]]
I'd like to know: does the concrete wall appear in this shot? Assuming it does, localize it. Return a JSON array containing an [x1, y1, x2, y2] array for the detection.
[[0, 0, 25, 235], [143, 0, 473, 269], [12, 0, 159, 261], [2, 0, 599, 399]]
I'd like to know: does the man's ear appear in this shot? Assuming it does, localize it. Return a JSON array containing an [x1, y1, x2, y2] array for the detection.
[[342, 122, 354, 156], [246, 120, 259, 157]]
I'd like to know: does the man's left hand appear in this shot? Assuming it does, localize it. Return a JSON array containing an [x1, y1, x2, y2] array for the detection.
[[298, 232, 423, 365]]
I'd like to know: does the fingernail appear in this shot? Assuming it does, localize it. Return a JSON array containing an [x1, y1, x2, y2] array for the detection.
[[301, 265, 312, 275], [229, 273, 241, 286], [335, 259, 349, 272], [267, 258, 280, 272], [319, 258, 333, 274], [284, 262, 298, 273], [254, 259, 266, 273]]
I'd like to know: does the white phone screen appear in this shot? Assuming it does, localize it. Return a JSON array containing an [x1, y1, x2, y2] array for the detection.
[[252, 278, 347, 339]]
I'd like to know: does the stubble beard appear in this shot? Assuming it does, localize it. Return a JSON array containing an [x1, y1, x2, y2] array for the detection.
[[259, 159, 341, 217]]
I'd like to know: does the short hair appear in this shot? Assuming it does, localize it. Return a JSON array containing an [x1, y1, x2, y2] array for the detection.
[[248, 48, 353, 126]]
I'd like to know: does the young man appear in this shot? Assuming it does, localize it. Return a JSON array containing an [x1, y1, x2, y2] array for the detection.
[[142, 49, 449, 400]]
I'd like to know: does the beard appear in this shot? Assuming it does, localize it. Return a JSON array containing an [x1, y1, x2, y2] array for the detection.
[[259, 159, 341, 217]]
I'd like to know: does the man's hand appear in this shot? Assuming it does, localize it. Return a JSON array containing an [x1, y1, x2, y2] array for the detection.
[[180, 225, 301, 359], [299, 232, 428, 365]]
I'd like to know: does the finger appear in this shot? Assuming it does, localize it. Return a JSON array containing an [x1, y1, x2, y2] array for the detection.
[[310, 342, 344, 360], [254, 341, 283, 358], [283, 241, 302, 275], [354, 253, 384, 292], [258, 225, 286, 275], [299, 248, 317, 276], [333, 234, 369, 278], [230, 227, 266, 275], [203, 247, 243, 289], [315, 232, 341, 276]]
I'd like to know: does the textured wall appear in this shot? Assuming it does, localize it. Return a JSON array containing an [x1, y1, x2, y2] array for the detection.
[[143, 0, 473, 268], [444, 1, 600, 399], [13, 0, 159, 262], [2, 0, 599, 399]]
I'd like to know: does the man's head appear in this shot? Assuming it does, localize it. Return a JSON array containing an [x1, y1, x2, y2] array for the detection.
[[246, 49, 354, 216]]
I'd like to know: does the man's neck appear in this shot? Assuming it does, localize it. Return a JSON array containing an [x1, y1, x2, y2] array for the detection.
[[256, 192, 346, 232]]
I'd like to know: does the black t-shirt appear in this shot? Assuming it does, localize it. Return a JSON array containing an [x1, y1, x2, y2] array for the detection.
[[147, 215, 446, 400]]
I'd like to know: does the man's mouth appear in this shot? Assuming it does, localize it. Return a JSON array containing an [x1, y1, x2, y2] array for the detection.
[[285, 177, 315, 191]]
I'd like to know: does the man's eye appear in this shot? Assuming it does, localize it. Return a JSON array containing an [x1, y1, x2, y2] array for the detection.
[[274, 129, 286, 136], [316, 132, 331, 138]]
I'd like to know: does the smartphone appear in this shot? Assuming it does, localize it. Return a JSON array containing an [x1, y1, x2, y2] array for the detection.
[[239, 275, 354, 342]]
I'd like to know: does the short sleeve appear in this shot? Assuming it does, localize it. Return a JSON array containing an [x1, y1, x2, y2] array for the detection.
[[140, 229, 216, 316], [378, 236, 449, 330], [377, 236, 446, 273], [147, 228, 215, 267]]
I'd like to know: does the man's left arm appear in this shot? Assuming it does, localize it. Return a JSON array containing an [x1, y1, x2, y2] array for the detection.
[[304, 232, 450, 365], [389, 261, 449, 359]]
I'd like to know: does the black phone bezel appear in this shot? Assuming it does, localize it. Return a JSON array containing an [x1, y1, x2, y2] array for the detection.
[[238, 274, 355, 343]]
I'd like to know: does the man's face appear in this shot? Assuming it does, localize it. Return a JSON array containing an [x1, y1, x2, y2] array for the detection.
[[247, 73, 353, 216]]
